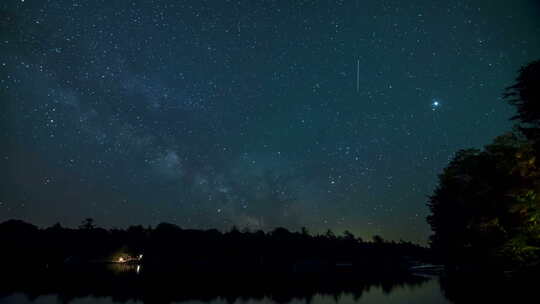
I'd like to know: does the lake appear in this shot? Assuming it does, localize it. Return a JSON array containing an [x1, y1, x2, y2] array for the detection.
[[0, 274, 451, 304], [1, 265, 534, 304]]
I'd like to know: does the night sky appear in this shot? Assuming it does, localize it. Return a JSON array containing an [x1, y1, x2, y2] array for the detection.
[[1, 0, 540, 244]]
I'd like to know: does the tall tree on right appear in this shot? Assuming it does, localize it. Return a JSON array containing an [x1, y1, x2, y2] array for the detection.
[[427, 60, 540, 272]]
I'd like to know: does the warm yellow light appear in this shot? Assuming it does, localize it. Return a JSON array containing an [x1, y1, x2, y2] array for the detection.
[[118, 257, 125, 263]]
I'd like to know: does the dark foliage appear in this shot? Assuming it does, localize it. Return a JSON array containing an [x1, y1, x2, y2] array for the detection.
[[427, 135, 540, 270], [505, 60, 540, 151], [505, 60, 540, 131]]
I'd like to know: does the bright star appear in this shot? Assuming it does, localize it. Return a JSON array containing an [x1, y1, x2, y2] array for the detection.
[[431, 99, 441, 110]]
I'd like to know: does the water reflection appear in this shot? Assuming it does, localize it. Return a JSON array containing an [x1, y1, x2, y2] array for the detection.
[[107, 262, 141, 275], [437, 271, 536, 304], [5, 266, 535, 304], [0, 267, 454, 304], [0, 278, 451, 304]]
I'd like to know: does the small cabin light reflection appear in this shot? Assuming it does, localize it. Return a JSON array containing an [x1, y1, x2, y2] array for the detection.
[[136, 265, 141, 274]]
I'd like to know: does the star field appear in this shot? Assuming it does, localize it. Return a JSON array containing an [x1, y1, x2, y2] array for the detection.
[[1, 0, 540, 244]]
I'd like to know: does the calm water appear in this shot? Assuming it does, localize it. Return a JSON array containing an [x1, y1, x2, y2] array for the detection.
[[0, 276, 451, 304]]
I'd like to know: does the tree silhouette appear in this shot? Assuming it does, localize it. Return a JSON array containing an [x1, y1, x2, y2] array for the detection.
[[342, 230, 356, 242], [372, 235, 384, 244], [505, 60, 540, 142], [79, 218, 96, 230]]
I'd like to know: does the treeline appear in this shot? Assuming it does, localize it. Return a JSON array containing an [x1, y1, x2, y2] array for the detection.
[[0, 218, 428, 274]]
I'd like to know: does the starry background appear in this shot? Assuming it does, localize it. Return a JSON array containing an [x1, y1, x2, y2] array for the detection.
[[1, 0, 540, 244]]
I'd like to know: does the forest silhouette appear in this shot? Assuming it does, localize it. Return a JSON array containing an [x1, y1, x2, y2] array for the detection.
[[0, 218, 428, 274]]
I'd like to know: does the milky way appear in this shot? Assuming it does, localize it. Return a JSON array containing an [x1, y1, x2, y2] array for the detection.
[[1, 0, 540, 243]]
